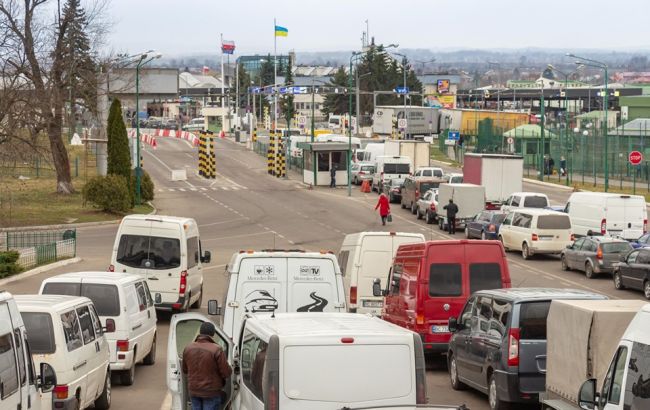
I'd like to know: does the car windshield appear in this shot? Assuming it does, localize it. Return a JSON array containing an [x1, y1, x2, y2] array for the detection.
[[116, 234, 181, 270], [523, 196, 549, 208], [537, 215, 571, 229], [384, 163, 410, 174], [21, 312, 55, 354], [602, 242, 633, 254]]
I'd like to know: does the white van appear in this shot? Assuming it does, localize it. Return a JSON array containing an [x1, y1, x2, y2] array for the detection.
[[338, 232, 425, 315], [215, 250, 346, 345], [500, 191, 550, 213], [577, 303, 650, 410], [40, 272, 157, 386], [15, 295, 111, 410], [499, 209, 573, 260], [363, 142, 386, 163], [372, 155, 413, 192], [565, 192, 648, 239], [0, 291, 57, 410], [110, 215, 211, 312]]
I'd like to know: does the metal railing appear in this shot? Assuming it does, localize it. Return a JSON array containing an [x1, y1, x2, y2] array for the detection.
[[2, 229, 76, 269]]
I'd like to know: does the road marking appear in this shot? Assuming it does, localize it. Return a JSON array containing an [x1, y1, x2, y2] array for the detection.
[[146, 149, 195, 188], [160, 392, 171, 410], [179, 188, 185, 192], [231, 186, 240, 191], [202, 231, 275, 241], [168, 188, 175, 192], [222, 186, 230, 191], [200, 187, 207, 191], [198, 218, 248, 227]]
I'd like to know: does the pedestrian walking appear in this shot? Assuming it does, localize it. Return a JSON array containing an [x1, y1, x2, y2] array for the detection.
[[443, 199, 459, 234], [560, 156, 567, 177], [543, 155, 550, 176], [330, 165, 337, 188], [182, 322, 232, 410], [375, 193, 391, 225]]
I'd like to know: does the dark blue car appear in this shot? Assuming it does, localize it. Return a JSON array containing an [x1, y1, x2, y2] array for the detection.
[[631, 233, 650, 249], [465, 210, 507, 240]]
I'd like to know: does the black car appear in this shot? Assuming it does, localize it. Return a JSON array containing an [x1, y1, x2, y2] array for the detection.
[[561, 236, 632, 278], [613, 247, 650, 299], [382, 178, 404, 203], [447, 288, 606, 410]]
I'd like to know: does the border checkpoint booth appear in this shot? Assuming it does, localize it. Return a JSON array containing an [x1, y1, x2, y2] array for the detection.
[[298, 142, 355, 186]]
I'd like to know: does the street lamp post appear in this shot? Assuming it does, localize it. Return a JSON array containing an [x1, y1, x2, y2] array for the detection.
[[537, 79, 546, 181], [348, 51, 363, 197], [567, 53, 609, 191]]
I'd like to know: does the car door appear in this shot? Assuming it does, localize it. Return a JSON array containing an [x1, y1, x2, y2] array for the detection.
[[186, 235, 203, 305], [419, 191, 431, 214], [619, 250, 640, 288], [567, 238, 586, 269], [466, 296, 493, 387], [452, 296, 477, 383], [134, 281, 154, 361], [167, 313, 233, 410], [76, 304, 102, 405], [141, 281, 158, 352], [237, 328, 266, 410], [0, 304, 21, 410], [628, 250, 650, 291], [88, 304, 109, 395], [500, 213, 515, 248]]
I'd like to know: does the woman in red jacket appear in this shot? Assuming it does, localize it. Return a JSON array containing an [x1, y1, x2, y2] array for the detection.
[[375, 193, 391, 225]]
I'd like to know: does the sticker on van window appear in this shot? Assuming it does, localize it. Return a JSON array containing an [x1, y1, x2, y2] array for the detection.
[[254, 265, 275, 275], [293, 266, 324, 281], [297, 292, 329, 312]]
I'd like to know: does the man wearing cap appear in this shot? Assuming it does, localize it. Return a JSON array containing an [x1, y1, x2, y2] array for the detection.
[[182, 322, 232, 410]]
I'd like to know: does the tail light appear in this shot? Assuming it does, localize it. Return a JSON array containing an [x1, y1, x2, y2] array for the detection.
[[571, 234, 575, 241], [179, 270, 188, 296], [532, 233, 539, 241], [108, 265, 114, 272], [415, 189, 419, 198], [430, 203, 436, 211], [601, 219, 607, 235], [350, 286, 357, 305], [416, 313, 425, 325], [53, 385, 69, 400], [117, 340, 130, 352], [488, 224, 496, 233], [413, 334, 427, 404], [597, 246, 603, 260], [644, 219, 648, 234], [358, 171, 365, 175], [507, 328, 520, 367], [264, 336, 280, 410]]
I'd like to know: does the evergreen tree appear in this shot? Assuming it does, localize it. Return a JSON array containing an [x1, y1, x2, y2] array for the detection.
[[280, 56, 294, 125], [236, 63, 251, 110], [107, 99, 132, 200], [260, 55, 275, 86], [322, 66, 352, 116]]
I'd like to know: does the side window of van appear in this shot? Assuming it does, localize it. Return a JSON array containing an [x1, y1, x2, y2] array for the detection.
[[76, 306, 96, 345], [337, 251, 350, 276], [429, 264, 462, 296], [390, 264, 404, 295], [187, 237, 199, 269], [600, 346, 628, 407], [125, 286, 139, 315], [241, 331, 267, 402], [142, 282, 154, 307], [477, 297, 493, 333], [135, 282, 148, 311], [61, 310, 83, 351], [0, 332, 19, 399], [88, 305, 103, 337], [490, 299, 511, 339], [13, 330, 26, 386], [503, 213, 514, 226], [511, 196, 521, 207]]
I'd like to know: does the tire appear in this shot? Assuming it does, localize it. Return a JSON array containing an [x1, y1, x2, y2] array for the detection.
[[411, 203, 417, 215], [488, 373, 510, 410], [449, 354, 467, 391], [120, 360, 136, 386], [585, 262, 595, 279], [499, 236, 508, 252], [401, 201, 407, 209], [561, 255, 569, 271], [143, 335, 156, 365], [426, 212, 434, 224], [94, 372, 111, 410], [481, 231, 487, 241], [417, 208, 423, 220], [614, 271, 625, 290], [464, 227, 470, 239], [191, 286, 203, 309], [522, 243, 531, 260], [645, 281, 650, 300]]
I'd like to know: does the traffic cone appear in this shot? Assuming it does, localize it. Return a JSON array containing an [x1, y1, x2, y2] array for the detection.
[[219, 130, 225, 139], [360, 180, 371, 193]]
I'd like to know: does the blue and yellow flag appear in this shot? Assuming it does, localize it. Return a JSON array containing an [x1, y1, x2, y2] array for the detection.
[[275, 25, 288, 37]]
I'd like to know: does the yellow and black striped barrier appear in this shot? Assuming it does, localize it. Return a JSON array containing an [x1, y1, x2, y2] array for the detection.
[[198, 131, 216, 179], [252, 127, 257, 143], [276, 138, 286, 178], [267, 130, 276, 176]]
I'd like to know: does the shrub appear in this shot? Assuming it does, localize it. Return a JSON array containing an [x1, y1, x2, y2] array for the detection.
[[82, 174, 131, 213], [0, 251, 22, 278], [131, 169, 155, 203]]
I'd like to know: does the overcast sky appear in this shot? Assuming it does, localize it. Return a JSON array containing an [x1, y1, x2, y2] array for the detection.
[[106, 0, 650, 56]]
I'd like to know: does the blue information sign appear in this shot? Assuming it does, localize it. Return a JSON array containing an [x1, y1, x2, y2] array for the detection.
[[448, 131, 460, 140]]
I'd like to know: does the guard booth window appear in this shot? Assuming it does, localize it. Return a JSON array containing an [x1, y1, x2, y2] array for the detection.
[[318, 152, 329, 172], [331, 151, 347, 171]]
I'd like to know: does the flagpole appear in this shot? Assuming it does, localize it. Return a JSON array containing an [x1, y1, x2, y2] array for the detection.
[[274, 18, 278, 130], [220, 33, 226, 132]]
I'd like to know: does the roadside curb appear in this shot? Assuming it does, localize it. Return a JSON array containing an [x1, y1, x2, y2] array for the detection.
[[523, 178, 575, 192], [0, 257, 82, 287]]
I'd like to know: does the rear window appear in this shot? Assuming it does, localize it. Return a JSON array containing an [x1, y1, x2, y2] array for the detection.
[[21, 312, 55, 354], [420, 182, 441, 192], [361, 166, 374, 172], [384, 163, 410, 174], [523, 196, 549, 208], [491, 214, 507, 224], [518, 301, 551, 340], [81, 284, 120, 317], [283, 344, 412, 402], [42, 282, 80, 296], [537, 215, 571, 229], [601, 242, 633, 254], [390, 179, 404, 187], [469, 263, 503, 294], [116, 234, 181, 270], [429, 264, 462, 296]]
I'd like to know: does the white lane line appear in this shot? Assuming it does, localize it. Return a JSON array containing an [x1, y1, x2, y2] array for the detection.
[[202, 231, 274, 241], [198, 218, 248, 227], [215, 171, 244, 188], [160, 392, 171, 410], [231, 186, 240, 191], [146, 149, 195, 188], [168, 188, 175, 192], [179, 188, 186, 192], [222, 187, 230, 191], [200, 187, 207, 191]]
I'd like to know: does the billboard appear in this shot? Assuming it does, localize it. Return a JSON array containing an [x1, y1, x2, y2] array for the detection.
[[437, 79, 450, 94]]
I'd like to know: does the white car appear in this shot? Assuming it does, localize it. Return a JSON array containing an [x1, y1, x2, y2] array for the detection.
[[500, 192, 550, 213], [416, 189, 439, 224], [182, 117, 205, 132], [351, 162, 375, 185], [498, 209, 573, 260], [16, 295, 111, 410], [414, 167, 444, 178], [40, 272, 158, 386]]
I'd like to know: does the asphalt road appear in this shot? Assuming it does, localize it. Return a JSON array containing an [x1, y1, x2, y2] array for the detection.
[[4, 136, 648, 410]]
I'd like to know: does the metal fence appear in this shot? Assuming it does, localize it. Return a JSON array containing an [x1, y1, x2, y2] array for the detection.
[[2, 229, 77, 269]]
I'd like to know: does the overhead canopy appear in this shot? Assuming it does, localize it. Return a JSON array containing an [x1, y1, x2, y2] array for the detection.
[[297, 142, 353, 151], [503, 124, 558, 139]]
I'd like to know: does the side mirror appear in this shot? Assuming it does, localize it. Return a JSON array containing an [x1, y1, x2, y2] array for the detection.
[[372, 279, 382, 297], [201, 250, 212, 264], [567, 244, 573, 249], [103, 318, 115, 333], [620, 254, 628, 262], [578, 379, 597, 410], [39, 362, 57, 393], [448, 317, 461, 333], [208, 299, 222, 316]]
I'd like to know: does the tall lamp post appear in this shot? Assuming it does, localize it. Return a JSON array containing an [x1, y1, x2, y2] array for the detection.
[[536, 79, 546, 181], [392, 52, 409, 139], [348, 51, 363, 197], [567, 53, 609, 191], [135, 51, 162, 205]]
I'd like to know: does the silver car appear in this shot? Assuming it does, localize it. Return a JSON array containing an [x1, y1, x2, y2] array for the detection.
[[351, 162, 375, 185], [416, 189, 439, 224]]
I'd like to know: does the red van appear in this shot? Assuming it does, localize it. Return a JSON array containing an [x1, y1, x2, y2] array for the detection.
[[373, 239, 511, 354]]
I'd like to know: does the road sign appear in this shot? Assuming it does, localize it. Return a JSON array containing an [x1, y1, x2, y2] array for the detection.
[[298, 116, 307, 129], [629, 151, 643, 165], [448, 131, 460, 141], [394, 86, 409, 95], [398, 119, 407, 130], [507, 137, 514, 145]]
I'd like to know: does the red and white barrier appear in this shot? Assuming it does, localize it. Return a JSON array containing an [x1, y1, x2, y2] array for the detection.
[[150, 129, 200, 146], [127, 129, 157, 148]]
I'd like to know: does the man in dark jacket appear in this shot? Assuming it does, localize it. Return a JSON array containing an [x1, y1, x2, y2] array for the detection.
[[182, 322, 232, 410], [330, 165, 337, 188], [443, 199, 459, 234]]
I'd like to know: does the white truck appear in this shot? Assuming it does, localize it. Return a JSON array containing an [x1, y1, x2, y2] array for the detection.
[[541, 299, 648, 410], [384, 140, 431, 170], [436, 183, 486, 231], [372, 106, 440, 138], [463, 153, 523, 208]]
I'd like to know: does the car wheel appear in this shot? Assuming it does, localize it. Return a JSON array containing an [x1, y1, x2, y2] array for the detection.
[[481, 231, 487, 241], [94, 372, 111, 410], [585, 262, 595, 279], [426, 212, 434, 224], [449, 354, 467, 391], [417, 208, 423, 220], [465, 227, 470, 239], [489, 373, 510, 410], [120, 362, 135, 386], [191, 286, 203, 309], [411, 203, 417, 214], [401, 201, 407, 209], [143, 334, 156, 365], [645, 281, 650, 300], [614, 271, 625, 290], [499, 236, 508, 251], [561, 255, 570, 271], [522, 243, 531, 260]]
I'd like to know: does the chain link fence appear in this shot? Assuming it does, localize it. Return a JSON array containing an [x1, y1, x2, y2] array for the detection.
[[1, 229, 77, 270]]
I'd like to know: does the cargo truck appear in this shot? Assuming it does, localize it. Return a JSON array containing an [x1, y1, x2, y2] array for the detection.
[[436, 183, 486, 231], [463, 153, 523, 208], [541, 299, 648, 410], [372, 106, 440, 138], [384, 140, 431, 170]]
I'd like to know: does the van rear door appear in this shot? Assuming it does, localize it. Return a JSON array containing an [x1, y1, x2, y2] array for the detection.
[[286, 257, 342, 313], [516, 301, 550, 393], [620, 197, 646, 240]]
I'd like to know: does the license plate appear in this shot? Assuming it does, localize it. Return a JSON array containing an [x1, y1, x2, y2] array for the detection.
[[539, 236, 553, 241], [362, 300, 383, 308], [431, 325, 449, 333]]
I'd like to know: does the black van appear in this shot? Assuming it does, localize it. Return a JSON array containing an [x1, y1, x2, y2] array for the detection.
[[446, 288, 606, 410]]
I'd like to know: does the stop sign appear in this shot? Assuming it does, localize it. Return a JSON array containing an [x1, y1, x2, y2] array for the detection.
[[629, 151, 643, 165]]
